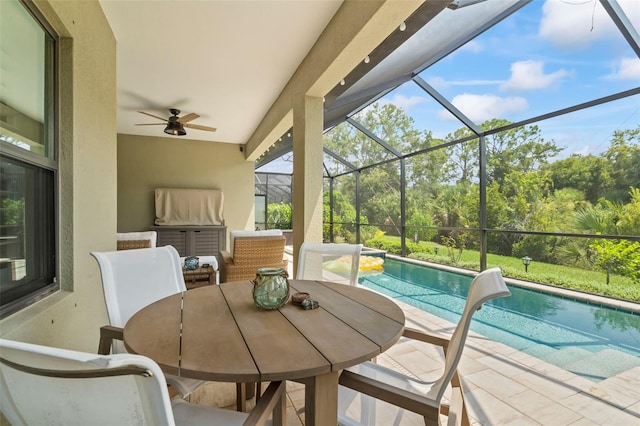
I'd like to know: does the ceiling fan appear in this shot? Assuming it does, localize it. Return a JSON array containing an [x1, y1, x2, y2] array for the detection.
[[135, 108, 217, 136]]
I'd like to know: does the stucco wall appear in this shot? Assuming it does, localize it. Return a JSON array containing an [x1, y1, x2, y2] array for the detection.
[[0, 0, 116, 353], [117, 134, 256, 242]]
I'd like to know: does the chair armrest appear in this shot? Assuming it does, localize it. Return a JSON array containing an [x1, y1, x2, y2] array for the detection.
[[243, 381, 286, 426], [403, 327, 450, 350], [219, 250, 233, 264], [339, 370, 430, 416], [218, 250, 232, 283], [98, 325, 123, 355]]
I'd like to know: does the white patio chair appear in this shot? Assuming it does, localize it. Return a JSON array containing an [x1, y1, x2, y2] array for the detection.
[[0, 338, 285, 426], [296, 242, 363, 286], [91, 245, 247, 410], [337, 268, 511, 426]]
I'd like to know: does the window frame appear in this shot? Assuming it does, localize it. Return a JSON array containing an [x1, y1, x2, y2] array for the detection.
[[0, 0, 59, 318]]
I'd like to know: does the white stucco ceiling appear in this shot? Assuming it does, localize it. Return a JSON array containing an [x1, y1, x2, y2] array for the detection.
[[99, 0, 343, 145]]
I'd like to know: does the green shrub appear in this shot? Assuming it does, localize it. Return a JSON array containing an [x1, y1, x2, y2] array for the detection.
[[366, 237, 403, 255], [267, 203, 292, 229], [365, 236, 428, 256], [383, 233, 640, 302]]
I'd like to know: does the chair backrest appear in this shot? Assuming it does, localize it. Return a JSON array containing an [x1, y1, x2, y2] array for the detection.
[[91, 246, 186, 351], [0, 338, 174, 426], [428, 267, 510, 402], [116, 230, 158, 249], [296, 242, 363, 285], [232, 235, 286, 266], [229, 229, 282, 256]]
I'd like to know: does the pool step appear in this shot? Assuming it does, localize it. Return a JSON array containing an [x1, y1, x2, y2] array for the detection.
[[541, 347, 640, 381]]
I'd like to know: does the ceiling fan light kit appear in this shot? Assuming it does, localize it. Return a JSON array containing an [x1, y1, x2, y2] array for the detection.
[[135, 108, 217, 136], [164, 121, 186, 136]]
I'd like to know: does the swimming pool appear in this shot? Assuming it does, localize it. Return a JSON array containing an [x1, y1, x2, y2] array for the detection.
[[358, 258, 640, 381]]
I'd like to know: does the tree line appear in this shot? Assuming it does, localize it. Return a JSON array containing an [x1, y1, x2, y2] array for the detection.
[[320, 103, 640, 282]]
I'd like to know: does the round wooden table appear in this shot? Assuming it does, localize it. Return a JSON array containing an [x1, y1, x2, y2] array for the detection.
[[124, 279, 405, 425]]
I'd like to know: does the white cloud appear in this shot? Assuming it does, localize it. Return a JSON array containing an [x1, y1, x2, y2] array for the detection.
[[607, 57, 640, 81], [459, 39, 483, 54], [438, 93, 528, 123], [539, 0, 617, 49], [500, 60, 570, 91], [427, 76, 449, 90], [573, 144, 592, 156], [450, 79, 504, 86], [382, 94, 428, 111], [428, 76, 503, 89]]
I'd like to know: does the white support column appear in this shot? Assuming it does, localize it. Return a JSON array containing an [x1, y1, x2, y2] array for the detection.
[[292, 95, 324, 275]]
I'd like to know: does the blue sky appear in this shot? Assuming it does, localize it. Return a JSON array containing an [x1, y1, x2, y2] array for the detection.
[[258, 0, 640, 173], [381, 0, 640, 159]]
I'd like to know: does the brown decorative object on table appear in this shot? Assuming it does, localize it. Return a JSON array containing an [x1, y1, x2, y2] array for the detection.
[[301, 298, 319, 310], [292, 292, 319, 309], [292, 292, 310, 305]]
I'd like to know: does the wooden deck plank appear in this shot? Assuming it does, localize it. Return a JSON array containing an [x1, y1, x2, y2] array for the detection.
[[321, 281, 406, 323], [220, 281, 331, 382], [279, 301, 380, 370], [180, 285, 259, 382], [124, 294, 182, 376], [290, 280, 405, 352]]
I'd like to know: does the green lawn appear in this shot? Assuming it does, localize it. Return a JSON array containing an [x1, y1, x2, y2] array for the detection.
[[367, 236, 640, 303]]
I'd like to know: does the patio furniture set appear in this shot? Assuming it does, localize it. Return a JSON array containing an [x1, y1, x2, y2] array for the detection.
[[0, 188, 512, 424]]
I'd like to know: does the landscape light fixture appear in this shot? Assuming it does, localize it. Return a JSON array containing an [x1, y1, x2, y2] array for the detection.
[[521, 256, 532, 273], [434, 246, 439, 255]]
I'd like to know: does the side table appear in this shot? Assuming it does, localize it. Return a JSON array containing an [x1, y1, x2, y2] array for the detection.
[[182, 265, 216, 289]]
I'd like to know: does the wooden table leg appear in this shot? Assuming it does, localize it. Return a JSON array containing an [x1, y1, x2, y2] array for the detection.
[[273, 386, 286, 426], [304, 371, 339, 426]]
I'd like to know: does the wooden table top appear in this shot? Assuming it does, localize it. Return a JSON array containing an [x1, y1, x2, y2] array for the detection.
[[123, 279, 405, 383]]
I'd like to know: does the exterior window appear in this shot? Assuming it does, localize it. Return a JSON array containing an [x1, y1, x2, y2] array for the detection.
[[0, 0, 58, 317]]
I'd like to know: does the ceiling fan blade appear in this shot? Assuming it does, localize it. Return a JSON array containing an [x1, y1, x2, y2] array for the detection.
[[177, 113, 199, 123], [184, 123, 217, 132], [134, 123, 166, 126], [137, 111, 168, 122]]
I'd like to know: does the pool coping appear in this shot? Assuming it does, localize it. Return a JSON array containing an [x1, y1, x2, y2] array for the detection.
[[387, 254, 640, 315]]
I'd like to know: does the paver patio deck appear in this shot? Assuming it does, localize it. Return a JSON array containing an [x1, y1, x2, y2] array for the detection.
[[276, 253, 640, 425], [278, 295, 640, 425]]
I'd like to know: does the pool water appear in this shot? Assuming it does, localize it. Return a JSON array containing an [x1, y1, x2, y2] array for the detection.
[[359, 258, 640, 381]]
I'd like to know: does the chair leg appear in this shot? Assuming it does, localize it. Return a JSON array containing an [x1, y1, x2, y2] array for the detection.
[[256, 381, 262, 401], [447, 371, 470, 426], [423, 407, 440, 426], [246, 382, 256, 400], [236, 382, 260, 411], [236, 383, 247, 412]]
